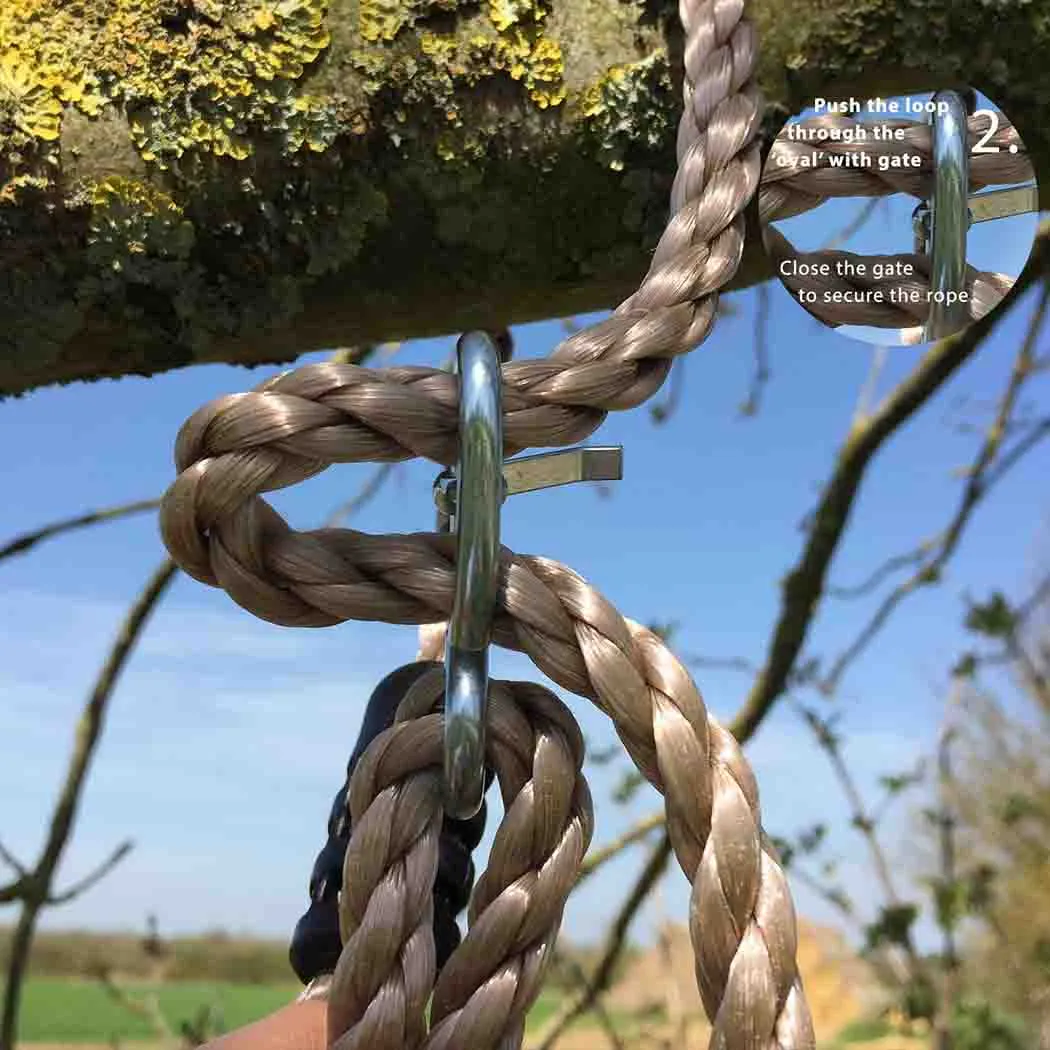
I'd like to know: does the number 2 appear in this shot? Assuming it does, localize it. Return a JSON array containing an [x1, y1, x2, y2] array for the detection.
[[972, 108, 1000, 153]]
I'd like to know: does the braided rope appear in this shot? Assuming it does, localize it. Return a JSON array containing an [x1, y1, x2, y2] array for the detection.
[[328, 672, 594, 1050], [759, 112, 1033, 223], [160, 0, 821, 1044], [764, 227, 1015, 330]]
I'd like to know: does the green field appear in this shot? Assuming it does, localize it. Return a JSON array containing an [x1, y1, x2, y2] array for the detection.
[[17, 978, 568, 1043], [18, 979, 298, 1042]]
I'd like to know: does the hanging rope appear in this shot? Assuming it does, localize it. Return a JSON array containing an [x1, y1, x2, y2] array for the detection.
[[152, 2, 1011, 1048], [327, 671, 594, 1050]]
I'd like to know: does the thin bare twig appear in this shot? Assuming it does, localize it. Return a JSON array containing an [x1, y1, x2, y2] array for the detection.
[[795, 702, 927, 984], [821, 197, 884, 252], [726, 229, 1048, 743], [0, 499, 160, 564], [0, 841, 26, 878], [527, 834, 673, 1050], [0, 882, 26, 905], [827, 538, 939, 599], [822, 283, 1050, 695], [787, 860, 912, 988], [651, 358, 685, 424], [964, 572, 1050, 676], [1, 559, 178, 1050], [932, 681, 963, 1050], [0, 834, 27, 902], [553, 952, 628, 1050], [849, 345, 890, 432], [788, 863, 856, 924], [47, 839, 134, 904], [576, 813, 665, 885], [687, 654, 757, 674], [97, 966, 176, 1041], [1014, 570, 1050, 626], [323, 463, 399, 527], [740, 280, 771, 417], [980, 415, 1050, 493], [796, 706, 906, 909]]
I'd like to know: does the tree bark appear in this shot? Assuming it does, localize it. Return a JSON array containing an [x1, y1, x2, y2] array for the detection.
[[1, 0, 1047, 396]]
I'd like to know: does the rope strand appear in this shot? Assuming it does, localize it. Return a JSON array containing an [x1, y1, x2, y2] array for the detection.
[[759, 111, 1032, 223]]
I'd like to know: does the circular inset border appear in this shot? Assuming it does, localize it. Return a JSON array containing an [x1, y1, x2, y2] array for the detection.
[[759, 88, 1041, 347]]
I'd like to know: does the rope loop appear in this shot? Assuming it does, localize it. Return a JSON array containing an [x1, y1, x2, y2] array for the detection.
[[328, 669, 593, 1050], [157, 1, 828, 1046]]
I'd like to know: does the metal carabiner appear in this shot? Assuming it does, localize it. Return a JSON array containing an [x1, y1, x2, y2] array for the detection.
[[442, 331, 504, 820], [436, 333, 625, 818], [923, 90, 971, 341]]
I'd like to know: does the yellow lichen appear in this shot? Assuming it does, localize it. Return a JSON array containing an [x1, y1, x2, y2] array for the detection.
[[484, 1, 563, 107], [348, 0, 564, 155], [0, 170, 51, 203], [88, 177, 195, 261], [0, 0, 335, 167], [484, 26, 564, 107], [0, 49, 63, 142], [359, 0, 412, 43], [487, 0, 546, 33], [577, 53, 675, 170]]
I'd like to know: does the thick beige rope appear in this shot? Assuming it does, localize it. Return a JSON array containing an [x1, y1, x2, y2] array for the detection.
[[764, 226, 1015, 329], [160, 0, 818, 1046], [328, 671, 594, 1050], [759, 112, 1033, 223], [160, 499, 817, 1046]]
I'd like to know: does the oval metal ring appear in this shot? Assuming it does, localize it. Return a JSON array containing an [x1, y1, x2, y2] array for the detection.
[[442, 331, 504, 819], [924, 90, 971, 341]]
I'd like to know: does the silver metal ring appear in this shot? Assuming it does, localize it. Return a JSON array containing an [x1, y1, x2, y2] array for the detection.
[[442, 331, 503, 819], [924, 90, 970, 341]]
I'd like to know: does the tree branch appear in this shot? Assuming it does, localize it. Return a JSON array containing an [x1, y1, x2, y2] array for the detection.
[[0, 841, 26, 879], [1, 558, 178, 1050], [820, 197, 885, 253], [47, 839, 134, 905], [795, 703, 928, 987], [0, 499, 160, 564], [727, 232, 1049, 743], [827, 538, 939, 600], [822, 281, 1050, 694], [0, 879, 28, 906], [323, 463, 399, 527], [739, 280, 771, 418], [980, 415, 1050, 494], [650, 358, 686, 425], [687, 654, 758, 675], [5, 0, 1050, 395], [576, 813, 666, 886], [96, 966, 176, 1043], [551, 952, 628, 1050]]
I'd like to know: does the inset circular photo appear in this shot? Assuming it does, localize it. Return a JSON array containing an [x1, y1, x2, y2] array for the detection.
[[759, 89, 1042, 347]]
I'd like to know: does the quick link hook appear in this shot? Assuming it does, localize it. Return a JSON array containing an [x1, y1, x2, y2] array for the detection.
[[438, 332, 624, 818]]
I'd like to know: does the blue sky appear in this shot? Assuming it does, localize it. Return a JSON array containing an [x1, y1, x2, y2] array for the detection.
[[1, 132, 1048, 960], [772, 92, 1042, 346]]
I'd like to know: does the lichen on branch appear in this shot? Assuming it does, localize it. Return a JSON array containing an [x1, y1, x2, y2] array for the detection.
[[2, 0, 1049, 395]]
